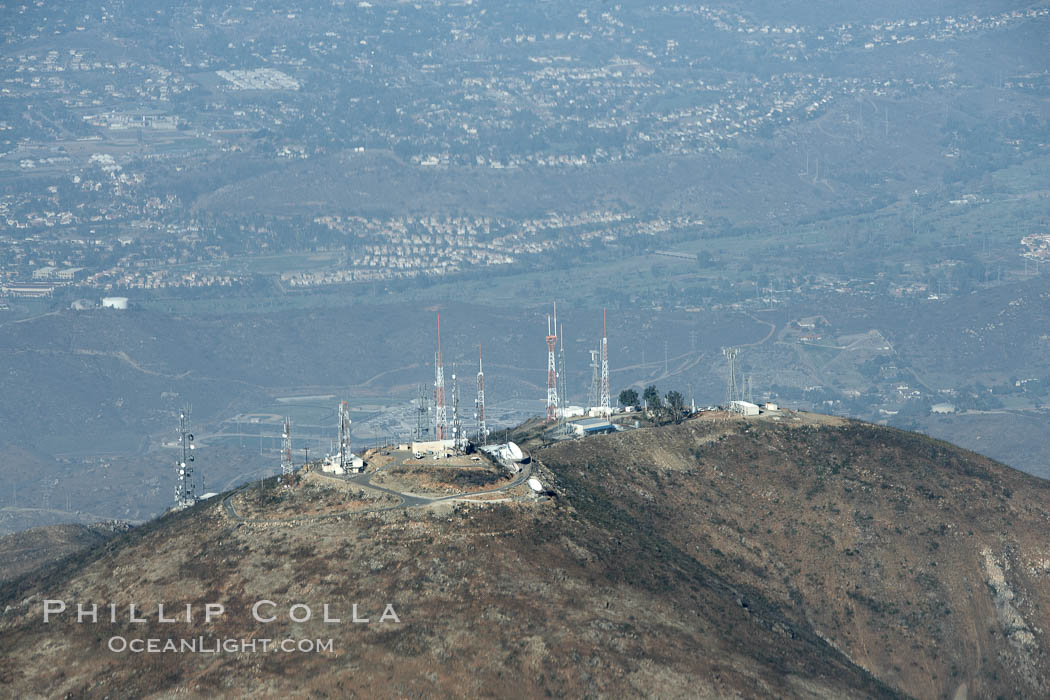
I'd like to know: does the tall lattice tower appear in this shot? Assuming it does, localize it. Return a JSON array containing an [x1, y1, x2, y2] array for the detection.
[[434, 314, 447, 440], [338, 400, 352, 469], [415, 383, 430, 440], [589, 347, 600, 408], [476, 344, 487, 445], [723, 347, 739, 412], [281, 417, 293, 476], [546, 305, 559, 422], [174, 407, 197, 509], [557, 323, 567, 416], [600, 308, 611, 416], [451, 364, 464, 448]]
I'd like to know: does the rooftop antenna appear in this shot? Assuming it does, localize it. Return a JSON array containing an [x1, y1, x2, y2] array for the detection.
[[600, 308, 611, 416], [434, 313, 447, 440], [174, 406, 197, 509], [546, 303, 559, 422], [476, 344, 487, 445], [281, 417, 293, 477]]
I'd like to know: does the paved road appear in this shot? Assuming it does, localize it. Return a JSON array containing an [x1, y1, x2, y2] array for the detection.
[[223, 455, 532, 524]]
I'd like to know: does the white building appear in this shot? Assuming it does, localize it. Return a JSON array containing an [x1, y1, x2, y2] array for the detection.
[[730, 400, 760, 416]]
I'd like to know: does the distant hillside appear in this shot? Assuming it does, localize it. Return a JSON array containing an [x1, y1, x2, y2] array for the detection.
[[0, 523, 123, 583], [2, 413, 1048, 697]]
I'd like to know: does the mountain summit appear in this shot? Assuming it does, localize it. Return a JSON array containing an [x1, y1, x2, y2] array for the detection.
[[2, 412, 1048, 698]]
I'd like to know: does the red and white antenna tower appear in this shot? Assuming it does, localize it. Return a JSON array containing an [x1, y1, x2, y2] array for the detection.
[[476, 344, 487, 445], [281, 417, 293, 476], [434, 313, 447, 440], [546, 303, 559, 422], [600, 308, 611, 416]]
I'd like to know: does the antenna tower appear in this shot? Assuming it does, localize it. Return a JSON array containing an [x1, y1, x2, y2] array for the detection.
[[546, 304, 559, 422], [723, 348, 739, 413], [434, 314, 447, 440], [600, 308, 611, 416], [174, 407, 196, 509], [415, 383, 430, 440], [281, 417, 293, 477], [451, 363, 463, 448], [589, 347, 600, 408], [338, 400, 352, 470], [476, 345, 487, 445], [558, 322, 567, 417]]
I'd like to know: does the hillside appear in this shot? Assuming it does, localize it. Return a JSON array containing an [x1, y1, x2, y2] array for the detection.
[[2, 413, 1049, 697], [0, 523, 124, 583], [537, 413, 1050, 698]]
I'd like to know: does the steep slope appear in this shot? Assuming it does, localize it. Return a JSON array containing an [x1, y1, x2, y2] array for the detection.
[[536, 413, 1050, 699], [0, 472, 893, 697]]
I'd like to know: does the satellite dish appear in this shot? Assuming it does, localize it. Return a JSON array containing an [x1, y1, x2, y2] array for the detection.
[[527, 477, 543, 493]]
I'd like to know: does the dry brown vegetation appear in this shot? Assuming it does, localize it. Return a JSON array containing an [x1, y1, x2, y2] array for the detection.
[[4, 412, 1046, 698], [0, 523, 122, 583], [537, 412, 1050, 699], [229, 475, 399, 519]]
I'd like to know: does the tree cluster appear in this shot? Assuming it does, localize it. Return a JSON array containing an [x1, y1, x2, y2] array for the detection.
[[619, 385, 689, 423]]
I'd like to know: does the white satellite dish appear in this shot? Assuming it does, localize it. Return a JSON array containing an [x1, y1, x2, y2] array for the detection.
[[527, 477, 543, 493], [505, 442, 524, 461]]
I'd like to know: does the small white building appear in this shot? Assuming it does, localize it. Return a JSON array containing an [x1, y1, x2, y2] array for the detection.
[[931, 402, 956, 414], [321, 454, 364, 475], [410, 439, 456, 454], [569, 418, 616, 436], [101, 296, 129, 309], [764, 402, 779, 412], [730, 400, 760, 416]]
